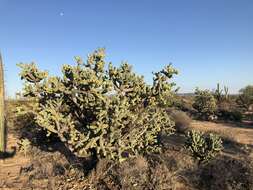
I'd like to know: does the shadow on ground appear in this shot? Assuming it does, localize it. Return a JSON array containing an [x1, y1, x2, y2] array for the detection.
[[13, 112, 97, 173], [0, 147, 16, 159]]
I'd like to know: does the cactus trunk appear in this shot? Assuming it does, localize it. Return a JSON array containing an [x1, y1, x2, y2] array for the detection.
[[0, 53, 6, 152]]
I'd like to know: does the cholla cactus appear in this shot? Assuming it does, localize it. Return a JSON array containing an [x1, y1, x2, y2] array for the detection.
[[0, 53, 6, 153], [193, 88, 217, 120], [185, 130, 223, 163], [18, 48, 178, 162]]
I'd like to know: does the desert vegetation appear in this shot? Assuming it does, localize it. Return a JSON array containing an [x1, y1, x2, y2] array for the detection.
[[0, 49, 253, 190]]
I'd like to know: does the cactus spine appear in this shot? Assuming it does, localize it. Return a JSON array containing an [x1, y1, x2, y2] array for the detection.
[[0, 53, 6, 152]]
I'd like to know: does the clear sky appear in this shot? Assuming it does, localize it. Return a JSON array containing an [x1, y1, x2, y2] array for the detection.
[[0, 0, 252, 97]]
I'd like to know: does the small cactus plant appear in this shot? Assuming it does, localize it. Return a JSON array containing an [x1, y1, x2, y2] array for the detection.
[[18, 48, 178, 162], [185, 130, 223, 164], [0, 53, 6, 153]]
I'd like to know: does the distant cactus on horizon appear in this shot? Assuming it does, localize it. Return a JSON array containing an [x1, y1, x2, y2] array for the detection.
[[214, 83, 229, 102]]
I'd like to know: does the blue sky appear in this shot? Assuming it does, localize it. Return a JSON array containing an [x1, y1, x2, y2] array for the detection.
[[0, 0, 252, 96]]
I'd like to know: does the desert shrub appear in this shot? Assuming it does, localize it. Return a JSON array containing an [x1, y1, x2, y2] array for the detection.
[[89, 160, 120, 189], [172, 96, 195, 115], [185, 130, 223, 164], [118, 156, 149, 189], [227, 110, 243, 121], [236, 85, 253, 111], [215, 98, 243, 122], [189, 156, 253, 190], [193, 88, 217, 120], [18, 48, 178, 162], [169, 110, 192, 133], [217, 109, 243, 122], [146, 151, 195, 190], [149, 162, 174, 190], [88, 156, 149, 190], [89, 153, 193, 190]]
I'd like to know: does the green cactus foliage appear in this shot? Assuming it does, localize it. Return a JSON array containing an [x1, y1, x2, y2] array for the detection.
[[224, 86, 229, 100], [0, 53, 6, 153], [185, 130, 223, 163], [214, 83, 229, 102], [193, 88, 217, 120], [18, 48, 178, 162], [236, 85, 253, 111]]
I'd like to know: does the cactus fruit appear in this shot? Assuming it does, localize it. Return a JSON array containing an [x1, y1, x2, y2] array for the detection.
[[0, 53, 6, 152], [18, 48, 178, 161]]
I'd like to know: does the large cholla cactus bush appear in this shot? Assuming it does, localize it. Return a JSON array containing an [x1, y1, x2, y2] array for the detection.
[[193, 88, 217, 120], [18, 49, 178, 162]]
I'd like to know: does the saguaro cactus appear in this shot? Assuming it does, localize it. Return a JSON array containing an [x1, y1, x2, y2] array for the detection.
[[214, 83, 229, 102], [0, 53, 6, 153], [215, 83, 223, 102]]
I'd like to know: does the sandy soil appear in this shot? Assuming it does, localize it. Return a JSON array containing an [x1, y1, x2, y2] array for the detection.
[[0, 134, 30, 189], [190, 120, 253, 145]]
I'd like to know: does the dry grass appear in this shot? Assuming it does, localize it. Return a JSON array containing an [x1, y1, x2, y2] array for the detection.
[[168, 110, 192, 133]]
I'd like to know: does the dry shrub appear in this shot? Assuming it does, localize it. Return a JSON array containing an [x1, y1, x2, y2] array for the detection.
[[88, 156, 149, 190], [19, 148, 90, 190], [147, 150, 195, 190], [149, 163, 173, 190], [163, 150, 196, 172], [119, 156, 149, 189], [169, 110, 192, 133], [20, 150, 67, 180], [188, 155, 253, 190], [217, 101, 243, 122], [174, 97, 195, 115], [88, 159, 120, 190]]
